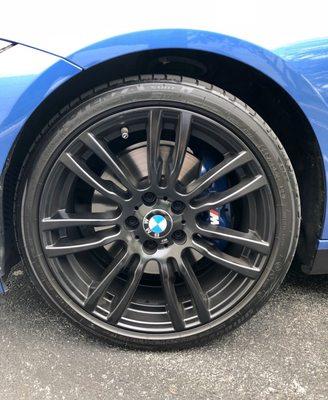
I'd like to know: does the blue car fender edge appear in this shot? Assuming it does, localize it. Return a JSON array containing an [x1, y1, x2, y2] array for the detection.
[[0, 42, 81, 288]]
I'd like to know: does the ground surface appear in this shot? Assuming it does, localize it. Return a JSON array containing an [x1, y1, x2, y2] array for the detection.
[[0, 265, 327, 400]]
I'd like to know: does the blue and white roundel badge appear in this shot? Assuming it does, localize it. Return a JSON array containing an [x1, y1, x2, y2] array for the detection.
[[143, 210, 173, 238], [149, 215, 167, 234]]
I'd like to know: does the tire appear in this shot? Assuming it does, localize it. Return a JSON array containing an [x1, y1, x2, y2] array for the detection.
[[15, 75, 300, 350]]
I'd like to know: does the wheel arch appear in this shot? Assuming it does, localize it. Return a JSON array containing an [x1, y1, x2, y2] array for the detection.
[[2, 45, 326, 276]]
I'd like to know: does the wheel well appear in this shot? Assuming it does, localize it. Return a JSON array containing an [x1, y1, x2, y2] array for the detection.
[[3, 48, 325, 274]]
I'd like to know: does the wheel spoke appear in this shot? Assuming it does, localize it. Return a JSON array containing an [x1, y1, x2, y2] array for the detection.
[[108, 257, 144, 324], [60, 152, 128, 202], [44, 229, 121, 257], [147, 109, 163, 187], [84, 249, 131, 311], [41, 210, 121, 231], [167, 111, 192, 185], [174, 256, 210, 323], [191, 237, 261, 279], [196, 222, 270, 255], [159, 261, 185, 331], [191, 174, 267, 213], [79, 132, 137, 193], [184, 151, 252, 199]]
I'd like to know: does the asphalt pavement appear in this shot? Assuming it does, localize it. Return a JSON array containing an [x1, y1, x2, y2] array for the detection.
[[0, 264, 327, 400]]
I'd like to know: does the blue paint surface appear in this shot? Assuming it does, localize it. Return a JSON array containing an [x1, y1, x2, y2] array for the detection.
[[0, 46, 81, 173], [317, 240, 328, 250], [276, 38, 328, 105]]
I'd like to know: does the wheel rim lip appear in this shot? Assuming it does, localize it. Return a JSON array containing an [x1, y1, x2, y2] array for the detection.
[[36, 103, 277, 338]]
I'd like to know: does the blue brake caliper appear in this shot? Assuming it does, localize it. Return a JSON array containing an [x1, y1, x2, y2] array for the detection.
[[199, 152, 231, 251]]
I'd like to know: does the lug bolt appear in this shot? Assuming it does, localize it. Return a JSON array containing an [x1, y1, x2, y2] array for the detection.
[[143, 240, 158, 253], [125, 216, 139, 229], [142, 192, 157, 206], [171, 200, 185, 214], [172, 230, 186, 243]]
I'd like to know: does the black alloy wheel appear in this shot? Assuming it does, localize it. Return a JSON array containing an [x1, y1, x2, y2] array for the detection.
[[16, 76, 300, 349]]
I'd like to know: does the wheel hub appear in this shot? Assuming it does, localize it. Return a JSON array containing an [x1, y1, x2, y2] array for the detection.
[[128, 198, 186, 254]]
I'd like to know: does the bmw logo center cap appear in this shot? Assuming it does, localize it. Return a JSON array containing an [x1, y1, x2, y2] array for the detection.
[[143, 210, 173, 238]]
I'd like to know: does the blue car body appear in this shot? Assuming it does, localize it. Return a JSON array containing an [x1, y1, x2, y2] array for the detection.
[[0, 3, 328, 291]]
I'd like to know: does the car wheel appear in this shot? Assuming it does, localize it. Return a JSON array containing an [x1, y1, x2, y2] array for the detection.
[[16, 75, 300, 349]]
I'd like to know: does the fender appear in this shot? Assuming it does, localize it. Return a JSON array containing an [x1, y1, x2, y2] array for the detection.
[[0, 44, 81, 282], [0, 44, 81, 172]]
